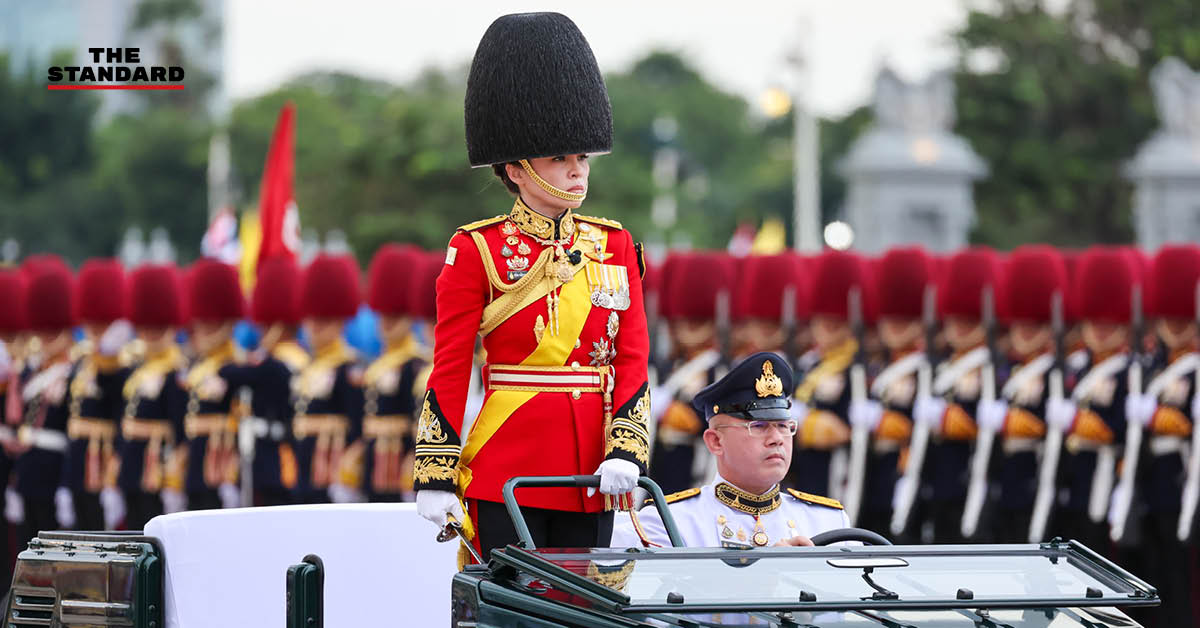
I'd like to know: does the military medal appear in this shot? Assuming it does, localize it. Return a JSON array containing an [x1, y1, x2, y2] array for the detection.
[[722, 526, 734, 539], [501, 245, 514, 258], [502, 221, 517, 236], [506, 235, 520, 246], [517, 241, 531, 256], [507, 256, 529, 272], [736, 528, 748, 542], [752, 519, 769, 547]]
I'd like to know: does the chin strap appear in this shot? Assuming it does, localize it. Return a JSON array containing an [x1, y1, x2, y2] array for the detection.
[[519, 159, 586, 202]]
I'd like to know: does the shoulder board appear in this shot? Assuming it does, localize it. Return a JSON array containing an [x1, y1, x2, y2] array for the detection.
[[642, 487, 701, 507], [574, 214, 622, 230], [786, 489, 844, 510], [457, 215, 507, 232]]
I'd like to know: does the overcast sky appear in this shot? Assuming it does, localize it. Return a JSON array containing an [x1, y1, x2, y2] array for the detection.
[[226, 1, 967, 118]]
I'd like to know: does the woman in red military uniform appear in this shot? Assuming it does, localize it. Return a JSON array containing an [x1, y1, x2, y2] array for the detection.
[[414, 12, 651, 561]]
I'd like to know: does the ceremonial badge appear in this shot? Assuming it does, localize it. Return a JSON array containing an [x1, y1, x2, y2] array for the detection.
[[585, 263, 631, 311]]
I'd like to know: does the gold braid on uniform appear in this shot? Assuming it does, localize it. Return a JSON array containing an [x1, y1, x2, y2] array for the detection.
[[605, 382, 651, 470], [412, 389, 461, 492], [715, 482, 782, 516]]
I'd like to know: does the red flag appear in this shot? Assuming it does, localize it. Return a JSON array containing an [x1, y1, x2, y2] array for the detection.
[[257, 102, 300, 266]]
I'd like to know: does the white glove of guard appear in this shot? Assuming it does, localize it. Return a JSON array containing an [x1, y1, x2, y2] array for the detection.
[[100, 487, 125, 530], [0, 340, 10, 382], [848, 399, 884, 431], [5, 488, 22, 525], [913, 395, 947, 429], [1124, 392, 1157, 428], [588, 458, 640, 497], [328, 482, 364, 504], [218, 482, 241, 509], [416, 489, 464, 529], [98, 320, 134, 356], [55, 487, 76, 529], [161, 488, 188, 514], [1045, 397, 1078, 433], [976, 399, 1009, 433]]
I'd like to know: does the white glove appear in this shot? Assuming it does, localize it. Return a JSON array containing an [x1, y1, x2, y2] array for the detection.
[[0, 340, 10, 381], [100, 487, 125, 530], [98, 320, 134, 356], [416, 490, 464, 529], [913, 395, 947, 429], [328, 482, 364, 504], [976, 399, 1009, 433], [1046, 397, 1078, 433], [55, 486, 76, 529], [161, 488, 188, 514], [1124, 393, 1157, 428], [848, 399, 884, 431], [5, 488, 22, 525], [218, 483, 241, 509], [588, 458, 640, 497]]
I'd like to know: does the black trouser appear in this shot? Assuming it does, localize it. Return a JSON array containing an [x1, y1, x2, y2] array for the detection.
[[188, 489, 221, 511], [473, 500, 614, 561], [17, 498, 56, 555], [123, 491, 163, 531], [72, 491, 104, 531], [255, 488, 294, 507]]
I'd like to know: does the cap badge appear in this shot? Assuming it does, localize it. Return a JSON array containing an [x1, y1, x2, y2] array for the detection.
[[755, 360, 784, 398]]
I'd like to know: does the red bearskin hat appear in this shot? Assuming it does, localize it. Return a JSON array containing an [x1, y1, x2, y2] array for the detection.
[[665, 251, 734, 321], [1149, 245, 1200, 321], [26, 265, 75, 333], [810, 250, 870, 320], [302, 254, 361, 320], [188, 258, 244, 322], [732, 253, 807, 323], [0, 269, 27, 334], [129, 264, 186, 327], [76, 258, 127, 325], [656, 252, 690, 320], [1004, 245, 1067, 324], [938, 247, 1004, 321], [408, 251, 442, 321], [367, 244, 422, 316], [876, 247, 931, 320], [1075, 247, 1137, 324], [20, 254, 70, 281], [252, 256, 302, 326]]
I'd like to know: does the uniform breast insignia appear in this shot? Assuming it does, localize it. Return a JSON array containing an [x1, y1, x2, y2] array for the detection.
[[786, 488, 845, 510], [585, 263, 630, 311]]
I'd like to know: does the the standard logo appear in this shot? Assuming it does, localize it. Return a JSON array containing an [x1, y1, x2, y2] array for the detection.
[[47, 47, 184, 90]]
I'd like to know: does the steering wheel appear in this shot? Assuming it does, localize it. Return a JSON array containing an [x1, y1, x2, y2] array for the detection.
[[809, 527, 893, 546]]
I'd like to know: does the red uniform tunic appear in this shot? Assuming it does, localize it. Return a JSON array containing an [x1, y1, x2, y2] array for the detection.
[[414, 199, 650, 512]]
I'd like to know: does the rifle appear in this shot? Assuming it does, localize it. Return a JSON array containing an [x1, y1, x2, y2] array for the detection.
[[1178, 282, 1200, 542], [961, 285, 999, 538], [1110, 285, 1144, 543], [890, 284, 937, 537], [842, 286, 869, 525], [1029, 291, 1066, 542]]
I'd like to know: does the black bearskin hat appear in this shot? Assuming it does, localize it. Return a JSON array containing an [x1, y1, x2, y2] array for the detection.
[[465, 12, 613, 167]]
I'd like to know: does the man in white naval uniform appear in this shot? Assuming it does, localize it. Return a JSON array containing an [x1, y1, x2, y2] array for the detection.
[[613, 352, 850, 548]]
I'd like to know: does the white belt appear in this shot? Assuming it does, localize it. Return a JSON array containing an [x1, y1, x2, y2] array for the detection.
[[1149, 435, 1185, 456], [243, 416, 287, 441], [1002, 438, 1040, 454], [19, 426, 68, 452]]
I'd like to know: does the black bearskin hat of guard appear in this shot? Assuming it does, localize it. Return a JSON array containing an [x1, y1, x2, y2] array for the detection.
[[464, 12, 612, 167]]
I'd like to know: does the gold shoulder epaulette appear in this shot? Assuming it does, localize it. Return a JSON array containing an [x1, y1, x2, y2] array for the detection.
[[457, 215, 507, 232], [642, 487, 701, 507], [786, 488, 844, 510], [574, 214, 622, 230]]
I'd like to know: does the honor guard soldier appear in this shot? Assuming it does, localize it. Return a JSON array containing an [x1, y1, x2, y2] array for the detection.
[[239, 256, 308, 506], [613, 353, 848, 548], [993, 246, 1068, 542], [65, 259, 132, 530], [1122, 244, 1199, 626], [415, 13, 651, 562], [15, 266, 76, 548], [649, 252, 732, 495], [119, 265, 189, 530], [730, 253, 806, 361], [360, 245, 430, 502], [856, 247, 929, 536], [913, 248, 1005, 543], [790, 250, 868, 497], [1044, 248, 1138, 555], [0, 269, 25, 586], [181, 259, 246, 511], [292, 254, 365, 504]]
